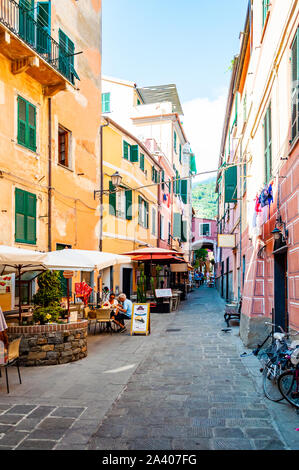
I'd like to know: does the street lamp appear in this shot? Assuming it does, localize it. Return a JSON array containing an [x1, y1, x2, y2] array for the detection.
[[271, 227, 281, 241], [94, 171, 123, 199]]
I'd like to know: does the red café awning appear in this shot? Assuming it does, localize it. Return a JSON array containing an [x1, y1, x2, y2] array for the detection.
[[131, 254, 185, 263]]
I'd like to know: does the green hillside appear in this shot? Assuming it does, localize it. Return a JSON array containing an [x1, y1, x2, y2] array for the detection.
[[192, 178, 217, 219]]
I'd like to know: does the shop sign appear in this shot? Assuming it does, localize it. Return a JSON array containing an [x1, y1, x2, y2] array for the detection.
[[218, 234, 236, 248], [63, 271, 74, 279], [155, 289, 172, 298], [130, 303, 150, 336]]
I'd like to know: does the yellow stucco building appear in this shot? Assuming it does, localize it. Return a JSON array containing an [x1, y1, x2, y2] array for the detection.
[[100, 117, 162, 295], [0, 0, 102, 309]]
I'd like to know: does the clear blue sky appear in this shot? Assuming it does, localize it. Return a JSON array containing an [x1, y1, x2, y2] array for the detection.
[[102, 0, 249, 102]]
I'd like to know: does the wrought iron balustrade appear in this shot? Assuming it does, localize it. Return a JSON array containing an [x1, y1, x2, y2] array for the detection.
[[0, 0, 76, 83]]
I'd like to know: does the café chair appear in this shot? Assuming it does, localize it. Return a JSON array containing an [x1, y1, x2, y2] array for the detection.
[[0, 337, 22, 394]]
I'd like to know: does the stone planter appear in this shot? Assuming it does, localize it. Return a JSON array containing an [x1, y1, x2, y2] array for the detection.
[[7, 320, 88, 366]]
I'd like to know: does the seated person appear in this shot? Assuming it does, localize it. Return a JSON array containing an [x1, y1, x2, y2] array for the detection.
[[111, 293, 132, 332]]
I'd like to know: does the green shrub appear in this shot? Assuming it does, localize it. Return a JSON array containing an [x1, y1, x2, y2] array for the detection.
[[33, 271, 63, 324]]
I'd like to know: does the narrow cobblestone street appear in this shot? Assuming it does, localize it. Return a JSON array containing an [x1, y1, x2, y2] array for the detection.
[[0, 287, 298, 450]]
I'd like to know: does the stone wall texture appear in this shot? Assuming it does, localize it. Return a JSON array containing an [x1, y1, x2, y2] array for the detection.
[[7, 321, 88, 366]]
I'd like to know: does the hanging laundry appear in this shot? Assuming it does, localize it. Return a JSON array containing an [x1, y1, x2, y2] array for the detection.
[[254, 194, 262, 214]]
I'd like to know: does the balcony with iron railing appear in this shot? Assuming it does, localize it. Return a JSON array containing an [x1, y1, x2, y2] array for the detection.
[[0, 0, 79, 95]]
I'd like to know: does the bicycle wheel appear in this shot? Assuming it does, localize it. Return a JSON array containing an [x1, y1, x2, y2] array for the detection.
[[278, 370, 299, 409], [262, 360, 284, 402]]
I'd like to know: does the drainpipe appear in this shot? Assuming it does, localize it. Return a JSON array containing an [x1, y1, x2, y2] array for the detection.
[[99, 121, 109, 251], [48, 98, 52, 252], [239, 140, 242, 301]]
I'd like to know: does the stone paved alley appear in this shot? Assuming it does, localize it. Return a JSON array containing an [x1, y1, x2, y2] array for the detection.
[[0, 287, 298, 450]]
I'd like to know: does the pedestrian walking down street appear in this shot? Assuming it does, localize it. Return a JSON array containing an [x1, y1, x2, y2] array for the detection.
[[194, 270, 200, 288]]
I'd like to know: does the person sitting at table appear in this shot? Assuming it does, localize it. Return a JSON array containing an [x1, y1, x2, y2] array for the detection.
[[111, 293, 132, 333]]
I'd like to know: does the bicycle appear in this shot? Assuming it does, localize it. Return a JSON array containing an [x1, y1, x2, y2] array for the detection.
[[278, 345, 299, 409], [252, 322, 297, 402]]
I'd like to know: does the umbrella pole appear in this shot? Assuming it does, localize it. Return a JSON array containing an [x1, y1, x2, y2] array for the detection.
[[67, 278, 70, 321], [18, 265, 22, 325]]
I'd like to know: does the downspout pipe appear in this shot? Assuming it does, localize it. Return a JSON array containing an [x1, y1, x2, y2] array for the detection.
[[48, 98, 52, 252], [99, 121, 109, 252]]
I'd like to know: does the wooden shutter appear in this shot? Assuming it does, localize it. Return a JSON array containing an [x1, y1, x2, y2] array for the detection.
[[26, 192, 37, 243], [15, 188, 26, 242], [174, 130, 177, 152], [125, 190, 132, 220], [37, 2, 51, 55], [179, 144, 182, 163], [109, 181, 116, 215], [130, 145, 139, 162], [102, 93, 110, 113], [173, 213, 182, 239], [28, 103, 36, 151], [291, 29, 298, 142], [145, 202, 149, 229], [123, 140, 129, 160], [264, 106, 272, 183], [15, 188, 36, 244], [140, 153, 145, 171], [224, 165, 237, 203], [181, 178, 188, 204], [17, 97, 27, 147], [181, 220, 187, 242], [138, 196, 142, 225]]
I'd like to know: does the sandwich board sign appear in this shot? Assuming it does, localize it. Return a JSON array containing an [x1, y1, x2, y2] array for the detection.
[[130, 303, 150, 336]]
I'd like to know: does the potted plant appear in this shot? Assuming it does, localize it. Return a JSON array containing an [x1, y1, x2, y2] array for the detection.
[[33, 271, 63, 325]]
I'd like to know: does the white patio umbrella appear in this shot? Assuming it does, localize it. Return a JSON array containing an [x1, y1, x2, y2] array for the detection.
[[0, 245, 48, 323], [45, 249, 131, 271]]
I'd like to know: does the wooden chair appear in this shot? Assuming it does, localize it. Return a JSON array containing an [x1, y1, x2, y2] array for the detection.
[[0, 337, 22, 394], [224, 297, 242, 327], [83, 306, 96, 332], [94, 308, 113, 335]]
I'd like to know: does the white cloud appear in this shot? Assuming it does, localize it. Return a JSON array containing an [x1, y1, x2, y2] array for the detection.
[[182, 93, 227, 182]]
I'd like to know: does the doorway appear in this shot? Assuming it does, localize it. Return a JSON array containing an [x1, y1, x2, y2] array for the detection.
[[273, 249, 288, 332], [122, 268, 132, 299]]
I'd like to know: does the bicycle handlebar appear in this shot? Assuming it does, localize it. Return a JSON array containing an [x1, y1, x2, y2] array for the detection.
[[264, 321, 285, 333]]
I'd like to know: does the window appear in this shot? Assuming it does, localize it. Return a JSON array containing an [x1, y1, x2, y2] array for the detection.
[[152, 208, 156, 236], [291, 28, 299, 144], [123, 140, 130, 160], [17, 96, 36, 151], [179, 144, 182, 163], [168, 222, 171, 245], [159, 214, 164, 240], [174, 130, 177, 153], [152, 167, 159, 183], [102, 93, 110, 113], [173, 213, 182, 239], [15, 188, 36, 244], [200, 223, 210, 236], [181, 178, 188, 204], [59, 29, 79, 84], [58, 125, 71, 168], [138, 196, 149, 228], [19, 0, 35, 45], [123, 140, 138, 162], [264, 105, 272, 184], [181, 220, 187, 242], [109, 184, 132, 220], [262, 0, 270, 27]]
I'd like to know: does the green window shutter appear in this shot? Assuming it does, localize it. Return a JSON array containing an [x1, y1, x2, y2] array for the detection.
[[179, 144, 182, 163], [181, 178, 188, 204], [224, 165, 237, 203], [138, 196, 142, 225], [174, 130, 177, 152], [15, 188, 36, 244], [291, 29, 299, 142], [125, 190, 132, 220], [15, 189, 26, 242], [59, 29, 78, 83], [26, 192, 36, 243], [17, 97, 27, 147], [28, 103, 36, 151], [262, 0, 269, 26], [37, 2, 51, 55], [102, 93, 110, 113], [140, 153, 145, 171], [109, 181, 116, 215], [181, 220, 187, 242], [123, 140, 129, 160], [161, 170, 165, 190], [173, 213, 182, 239], [130, 145, 139, 162], [176, 171, 180, 195], [264, 106, 272, 184]]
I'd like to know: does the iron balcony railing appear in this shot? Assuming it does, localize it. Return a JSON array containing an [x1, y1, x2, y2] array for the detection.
[[0, 0, 77, 84]]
